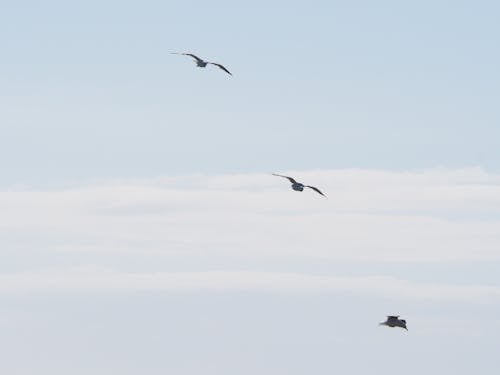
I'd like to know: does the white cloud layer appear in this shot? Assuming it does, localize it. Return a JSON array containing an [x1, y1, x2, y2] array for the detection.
[[1, 268, 499, 304], [1, 168, 500, 375], [1, 167, 500, 298]]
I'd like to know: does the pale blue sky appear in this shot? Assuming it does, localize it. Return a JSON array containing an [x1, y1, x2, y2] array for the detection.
[[1, 0, 499, 186], [1, 2, 500, 374]]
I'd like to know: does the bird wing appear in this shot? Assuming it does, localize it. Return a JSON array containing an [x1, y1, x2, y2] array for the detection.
[[208, 62, 232, 75], [387, 316, 399, 321], [272, 174, 297, 184], [171, 52, 204, 63], [306, 185, 326, 197]]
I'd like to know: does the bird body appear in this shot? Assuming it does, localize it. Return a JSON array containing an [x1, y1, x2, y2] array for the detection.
[[172, 53, 232, 75], [272, 174, 326, 197], [379, 315, 408, 330]]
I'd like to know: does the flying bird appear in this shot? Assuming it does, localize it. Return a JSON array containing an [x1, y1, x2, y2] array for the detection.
[[272, 174, 326, 197], [379, 315, 408, 331], [171, 53, 232, 75]]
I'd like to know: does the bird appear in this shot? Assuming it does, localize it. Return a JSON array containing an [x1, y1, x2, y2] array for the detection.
[[171, 53, 232, 75], [272, 174, 326, 197], [379, 315, 408, 331]]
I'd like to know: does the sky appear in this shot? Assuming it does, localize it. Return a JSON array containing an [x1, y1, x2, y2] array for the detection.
[[1, 1, 500, 374]]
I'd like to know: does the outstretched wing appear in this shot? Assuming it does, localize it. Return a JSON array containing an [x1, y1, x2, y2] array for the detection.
[[387, 315, 399, 322], [272, 174, 297, 184], [171, 52, 204, 63], [306, 185, 326, 197], [208, 62, 232, 75]]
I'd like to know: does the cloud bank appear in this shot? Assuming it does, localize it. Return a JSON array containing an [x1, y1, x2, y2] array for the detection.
[[1, 167, 500, 298], [1, 268, 499, 304]]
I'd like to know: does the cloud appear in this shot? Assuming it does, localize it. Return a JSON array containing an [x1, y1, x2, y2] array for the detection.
[[1, 167, 500, 263], [1, 268, 499, 304]]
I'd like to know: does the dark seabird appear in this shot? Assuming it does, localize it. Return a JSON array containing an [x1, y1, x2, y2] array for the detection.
[[272, 174, 326, 197], [379, 315, 408, 331], [172, 53, 232, 75]]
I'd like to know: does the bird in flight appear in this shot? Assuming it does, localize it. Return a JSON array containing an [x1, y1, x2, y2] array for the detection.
[[171, 53, 232, 75], [379, 315, 408, 331], [272, 174, 326, 197]]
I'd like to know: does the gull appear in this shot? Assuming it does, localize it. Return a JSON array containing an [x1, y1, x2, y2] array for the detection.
[[272, 174, 326, 197], [379, 315, 408, 331], [171, 53, 232, 75]]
